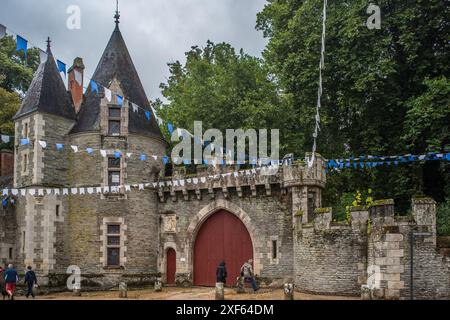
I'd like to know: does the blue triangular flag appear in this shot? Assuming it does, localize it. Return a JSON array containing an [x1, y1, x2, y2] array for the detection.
[[57, 60, 66, 76], [90, 80, 99, 94], [446, 153, 450, 161], [2, 199, 7, 208], [114, 151, 122, 158], [183, 159, 190, 165], [204, 159, 208, 165], [394, 161, 399, 166], [16, 35, 27, 57], [20, 138, 29, 145], [140, 154, 146, 161], [117, 95, 123, 106], [145, 111, 151, 121], [163, 156, 169, 165], [168, 122, 173, 135], [86, 148, 94, 154], [56, 143, 64, 151]]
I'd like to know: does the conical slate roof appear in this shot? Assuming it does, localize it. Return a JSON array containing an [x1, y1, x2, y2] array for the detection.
[[71, 24, 163, 139], [14, 42, 76, 120]]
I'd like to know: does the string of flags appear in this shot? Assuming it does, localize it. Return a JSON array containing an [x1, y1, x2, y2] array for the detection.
[[1, 164, 280, 205], [326, 152, 450, 172]]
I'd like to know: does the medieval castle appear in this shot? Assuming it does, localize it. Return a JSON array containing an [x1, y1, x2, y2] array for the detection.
[[0, 14, 449, 300]]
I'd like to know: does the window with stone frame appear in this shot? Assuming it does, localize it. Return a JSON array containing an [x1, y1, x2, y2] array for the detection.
[[22, 153, 28, 174], [106, 224, 121, 267], [108, 106, 121, 136], [108, 157, 121, 186]]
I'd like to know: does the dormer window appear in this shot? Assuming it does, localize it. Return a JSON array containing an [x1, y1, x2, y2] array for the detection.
[[108, 107, 121, 136]]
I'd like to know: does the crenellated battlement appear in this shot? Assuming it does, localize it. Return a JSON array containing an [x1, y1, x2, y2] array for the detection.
[[157, 154, 326, 202]]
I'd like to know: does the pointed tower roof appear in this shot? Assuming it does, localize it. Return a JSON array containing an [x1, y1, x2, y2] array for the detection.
[[14, 38, 76, 120], [71, 11, 163, 139]]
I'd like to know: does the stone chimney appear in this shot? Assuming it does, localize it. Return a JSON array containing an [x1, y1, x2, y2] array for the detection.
[[0, 149, 14, 177], [68, 57, 85, 113]]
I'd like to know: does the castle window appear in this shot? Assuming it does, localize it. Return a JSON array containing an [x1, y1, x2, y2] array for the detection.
[[22, 232, 25, 252], [272, 240, 277, 259], [23, 122, 29, 139], [108, 157, 121, 186], [106, 224, 121, 267], [108, 107, 121, 136], [9, 248, 13, 260], [56, 205, 60, 217], [22, 154, 28, 173]]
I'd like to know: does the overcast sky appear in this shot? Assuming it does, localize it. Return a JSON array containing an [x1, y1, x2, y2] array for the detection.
[[1, 0, 268, 100]]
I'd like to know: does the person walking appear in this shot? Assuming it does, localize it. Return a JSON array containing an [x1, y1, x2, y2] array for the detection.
[[240, 259, 258, 292], [4, 264, 19, 300], [216, 261, 227, 284], [0, 265, 7, 300], [24, 266, 38, 299]]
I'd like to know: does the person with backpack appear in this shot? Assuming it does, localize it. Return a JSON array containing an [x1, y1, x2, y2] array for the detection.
[[216, 261, 227, 284], [240, 259, 258, 293], [4, 264, 19, 300], [24, 266, 38, 298]]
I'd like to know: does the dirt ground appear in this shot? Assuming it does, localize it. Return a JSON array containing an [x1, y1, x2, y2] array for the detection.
[[11, 287, 359, 300]]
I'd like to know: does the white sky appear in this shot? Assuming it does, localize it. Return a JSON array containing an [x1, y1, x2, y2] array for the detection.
[[1, 0, 268, 100]]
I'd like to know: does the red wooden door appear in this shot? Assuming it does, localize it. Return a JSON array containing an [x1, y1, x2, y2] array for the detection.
[[166, 248, 176, 285], [194, 210, 253, 286]]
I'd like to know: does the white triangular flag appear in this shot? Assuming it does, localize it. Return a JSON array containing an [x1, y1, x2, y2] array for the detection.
[[125, 185, 131, 192], [173, 180, 179, 187], [29, 189, 36, 196], [74, 69, 83, 86], [200, 177, 206, 183], [12, 189, 19, 196], [152, 183, 157, 188], [1, 135, 10, 143], [103, 186, 110, 193], [71, 188, 78, 195], [0, 24, 6, 39], [100, 150, 107, 158], [79, 188, 85, 195], [38, 189, 44, 196], [62, 189, 69, 195], [138, 184, 144, 190], [2, 189, 8, 196], [39, 49, 48, 64], [96, 187, 102, 194], [39, 140, 47, 148], [152, 155, 158, 161], [71, 145, 79, 153], [20, 189, 27, 196], [193, 178, 198, 184], [104, 88, 112, 102], [186, 179, 192, 184], [132, 102, 138, 113], [87, 188, 94, 194], [126, 153, 133, 158], [54, 189, 60, 195], [180, 180, 185, 186]]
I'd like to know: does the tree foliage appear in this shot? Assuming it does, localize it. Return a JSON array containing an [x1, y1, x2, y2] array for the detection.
[[256, 0, 449, 207], [158, 41, 291, 151], [0, 35, 40, 148]]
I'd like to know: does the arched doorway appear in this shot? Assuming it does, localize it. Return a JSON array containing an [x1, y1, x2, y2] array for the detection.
[[194, 210, 253, 286], [166, 248, 176, 285]]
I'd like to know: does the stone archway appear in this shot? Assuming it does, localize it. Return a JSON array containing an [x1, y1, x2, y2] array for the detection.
[[187, 199, 261, 286]]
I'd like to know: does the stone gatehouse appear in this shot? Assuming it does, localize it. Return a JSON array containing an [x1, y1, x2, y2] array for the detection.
[[0, 16, 449, 300]]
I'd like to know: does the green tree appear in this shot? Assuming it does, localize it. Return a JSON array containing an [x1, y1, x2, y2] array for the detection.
[[158, 41, 291, 153], [0, 35, 40, 92], [256, 0, 449, 207], [0, 35, 40, 148]]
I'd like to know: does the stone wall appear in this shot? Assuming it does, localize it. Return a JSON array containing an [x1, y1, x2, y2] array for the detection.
[[294, 208, 368, 296]]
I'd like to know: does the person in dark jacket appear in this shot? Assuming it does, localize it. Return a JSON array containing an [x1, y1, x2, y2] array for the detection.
[[24, 266, 38, 298], [0, 265, 7, 300], [4, 264, 19, 300], [216, 261, 227, 284]]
